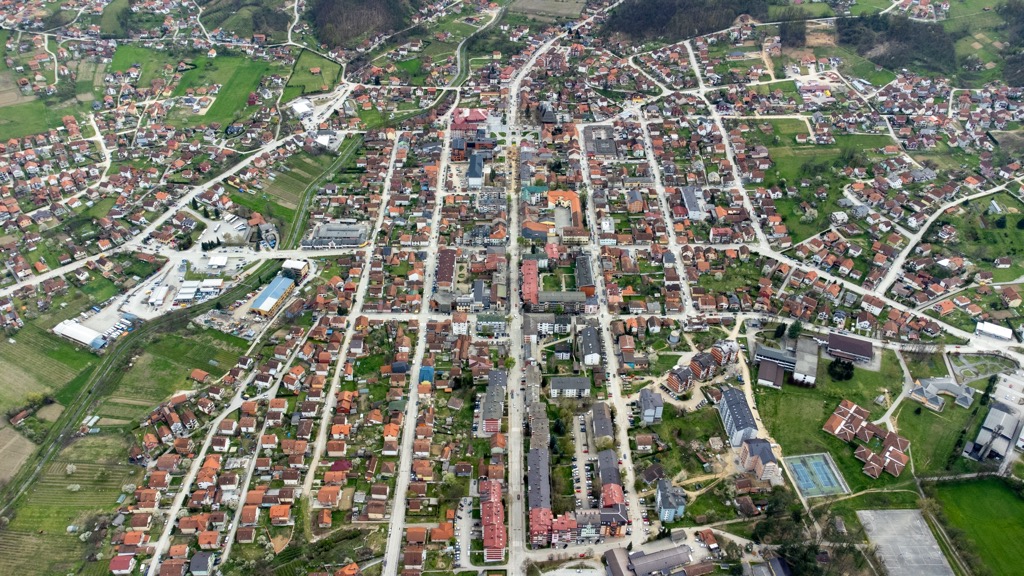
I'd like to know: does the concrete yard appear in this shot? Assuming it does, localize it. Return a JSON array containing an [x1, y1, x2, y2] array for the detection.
[[856, 509, 954, 576]]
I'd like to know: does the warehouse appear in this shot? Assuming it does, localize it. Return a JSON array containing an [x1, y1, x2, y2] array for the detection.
[[53, 320, 106, 350], [252, 276, 295, 316]]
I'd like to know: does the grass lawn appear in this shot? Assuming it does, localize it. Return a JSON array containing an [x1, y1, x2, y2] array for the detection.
[[893, 401, 984, 476], [928, 193, 1024, 282], [108, 45, 181, 87], [850, 0, 895, 15], [173, 55, 273, 125], [904, 353, 949, 380], [696, 261, 764, 293], [643, 406, 725, 478], [284, 50, 343, 102], [933, 478, 1024, 576], [99, 329, 245, 417], [769, 2, 834, 17], [0, 100, 67, 139], [100, 0, 129, 36]]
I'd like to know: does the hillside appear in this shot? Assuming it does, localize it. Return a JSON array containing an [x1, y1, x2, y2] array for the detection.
[[603, 0, 768, 41], [310, 0, 422, 48]]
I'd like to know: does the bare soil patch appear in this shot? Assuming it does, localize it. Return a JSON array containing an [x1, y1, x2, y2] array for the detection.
[[36, 403, 65, 421], [0, 426, 35, 482]]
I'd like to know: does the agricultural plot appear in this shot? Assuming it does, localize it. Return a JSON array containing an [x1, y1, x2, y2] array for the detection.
[[263, 151, 338, 208], [510, 0, 586, 20], [0, 324, 96, 415], [0, 426, 35, 482], [0, 435, 142, 575]]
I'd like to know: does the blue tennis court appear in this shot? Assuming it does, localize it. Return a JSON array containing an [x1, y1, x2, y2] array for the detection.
[[784, 453, 850, 498]]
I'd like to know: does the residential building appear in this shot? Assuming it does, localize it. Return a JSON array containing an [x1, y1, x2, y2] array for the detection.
[[717, 387, 758, 446], [655, 479, 687, 522], [739, 438, 783, 485], [638, 388, 664, 424]]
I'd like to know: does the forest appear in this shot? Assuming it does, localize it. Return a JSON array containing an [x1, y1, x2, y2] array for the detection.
[[1000, 0, 1024, 85], [310, 0, 420, 48], [603, 0, 769, 41], [836, 14, 957, 74]]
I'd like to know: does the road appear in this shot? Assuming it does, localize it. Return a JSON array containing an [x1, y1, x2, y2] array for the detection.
[[380, 96, 460, 576]]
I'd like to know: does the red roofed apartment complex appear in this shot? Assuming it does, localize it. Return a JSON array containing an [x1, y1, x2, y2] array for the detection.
[[479, 479, 506, 562]]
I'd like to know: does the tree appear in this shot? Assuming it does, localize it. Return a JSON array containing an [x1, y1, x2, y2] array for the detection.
[[788, 321, 803, 340], [774, 323, 788, 339], [828, 358, 855, 381]]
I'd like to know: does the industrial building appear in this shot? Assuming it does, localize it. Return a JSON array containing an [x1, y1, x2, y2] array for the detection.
[[53, 320, 106, 350], [251, 276, 295, 317], [301, 222, 368, 249]]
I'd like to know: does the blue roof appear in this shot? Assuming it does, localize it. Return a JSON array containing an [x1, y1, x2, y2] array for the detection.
[[420, 366, 435, 382], [252, 276, 294, 312]]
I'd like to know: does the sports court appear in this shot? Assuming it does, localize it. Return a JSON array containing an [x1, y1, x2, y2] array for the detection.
[[783, 453, 850, 498], [857, 510, 955, 576]]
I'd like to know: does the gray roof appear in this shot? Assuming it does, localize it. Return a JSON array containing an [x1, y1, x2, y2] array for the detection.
[[591, 402, 614, 439], [629, 545, 694, 576], [656, 478, 687, 511], [639, 388, 664, 413], [527, 448, 551, 510], [577, 326, 601, 358], [754, 344, 796, 370], [795, 337, 819, 377], [720, 387, 756, 432], [538, 290, 586, 303], [190, 552, 214, 574], [913, 376, 976, 410], [302, 222, 368, 247], [742, 438, 776, 465], [482, 370, 506, 420], [575, 254, 595, 287], [467, 153, 484, 179], [597, 448, 621, 486], [827, 333, 874, 360], [549, 376, 591, 391]]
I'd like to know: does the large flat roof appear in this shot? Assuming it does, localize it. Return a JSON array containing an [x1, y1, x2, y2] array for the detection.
[[252, 276, 294, 313]]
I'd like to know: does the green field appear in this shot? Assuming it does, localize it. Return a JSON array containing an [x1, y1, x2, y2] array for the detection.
[[172, 55, 274, 125], [769, 2, 834, 18], [98, 329, 246, 417], [850, 0, 894, 15], [893, 400, 983, 476], [0, 324, 97, 414], [100, 0, 129, 37], [284, 50, 343, 102], [933, 479, 1024, 576], [924, 193, 1024, 282], [108, 45, 181, 87], [0, 100, 67, 140], [0, 435, 143, 575], [644, 406, 725, 479]]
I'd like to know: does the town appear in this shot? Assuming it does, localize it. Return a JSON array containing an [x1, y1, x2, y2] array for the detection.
[[1, 0, 1024, 576]]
